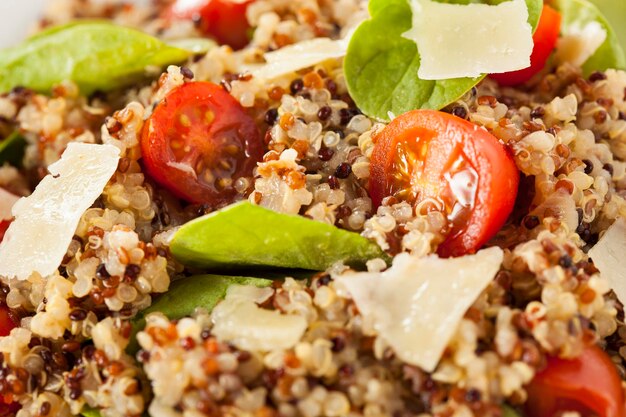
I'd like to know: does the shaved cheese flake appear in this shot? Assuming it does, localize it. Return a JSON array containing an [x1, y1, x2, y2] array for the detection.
[[0, 143, 120, 280], [251, 36, 350, 80], [555, 21, 607, 67], [589, 218, 626, 303], [403, 0, 533, 80], [336, 247, 503, 372], [0, 189, 19, 221]]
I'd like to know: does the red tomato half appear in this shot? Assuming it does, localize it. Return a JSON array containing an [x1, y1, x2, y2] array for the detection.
[[490, 5, 562, 86], [526, 345, 626, 417], [166, 0, 254, 50], [369, 110, 519, 257], [0, 220, 9, 243], [141, 82, 264, 207]]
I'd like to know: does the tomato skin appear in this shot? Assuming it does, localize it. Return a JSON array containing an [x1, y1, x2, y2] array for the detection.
[[490, 5, 562, 86], [526, 345, 626, 417], [0, 220, 9, 243], [369, 110, 519, 257], [0, 305, 16, 337], [166, 0, 254, 50], [141, 81, 264, 206]]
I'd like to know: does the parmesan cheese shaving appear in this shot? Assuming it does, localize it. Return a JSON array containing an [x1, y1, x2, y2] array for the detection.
[[250, 36, 350, 80], [403, 0, 533, 80], [0, 143, 120, 280], [336, 247, 504, 372], [0, 188, 19, 221], [555, 21, 607, 67], [589, 218, 626, 303]]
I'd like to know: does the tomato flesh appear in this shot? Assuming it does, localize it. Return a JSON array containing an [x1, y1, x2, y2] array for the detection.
[[526, 345, 626, 417], [141, 82, 264, 206], [166, 0, 254, 50], [490, 5, 562, 86], [369, 110, 519, 257]]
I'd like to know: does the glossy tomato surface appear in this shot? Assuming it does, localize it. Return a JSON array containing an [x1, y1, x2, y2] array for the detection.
[[526, 345, 626, 417], [490, 5, 562, 86], [369, 110, 519, 257], [141, 81, 264, 206], [166, 0, 254, 50]]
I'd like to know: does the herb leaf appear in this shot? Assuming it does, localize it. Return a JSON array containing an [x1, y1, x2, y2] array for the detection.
[[0, 132, 26, 167], [554, 0, 626, 75], [0, 22, 190, 95], [170, 202, 388, 271], [127, 274, 273, 353], [344, 0, 543, 121]]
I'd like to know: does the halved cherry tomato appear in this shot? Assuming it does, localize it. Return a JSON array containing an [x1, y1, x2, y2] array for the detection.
[[369, 110, 519, 257], [0, 220, 9, 243], [165, 0, 254, 50], [140, 81, 264, 207], [490, 5, 562, 86], [525, 345, 625, 417]]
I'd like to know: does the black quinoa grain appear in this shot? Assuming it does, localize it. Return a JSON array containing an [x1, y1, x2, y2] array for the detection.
[[95, 264, 110, 280], [61, 341, 81, 353], [136, 350, 150, 364], [335, 163, 352, 179], [69, 309, 87, 321], [603, 163, 614, 176], [124, 264, 141, 280], [235, 351, 252, 362], [328, 175, 340, 189], [264, 108, 278, 125], [465, 388, 481, 403], [39, 401, 51, 416], [450, 106, 468, 119], [316, 274, 331, 287], [180, 67, 194, 80], [318, 146, 334, 161], [69, 389, 81, 400], [558, 255, 573, 269], [339, 108, 351, 125], [530, 107, 546, 119], [582, 159, 594, 174], [330, 337, 345, 352], [589, 71, 607, 82], [619, 111, 626, 121], [325, 79, 337, 95], [200, 329, 211, 340], [523, 215, 540, 229], [290, 78, 304, 94], [317, 105, 332, 121]]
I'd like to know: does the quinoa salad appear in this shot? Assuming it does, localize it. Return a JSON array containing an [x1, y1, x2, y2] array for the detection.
[[0, 0, 625, 416]]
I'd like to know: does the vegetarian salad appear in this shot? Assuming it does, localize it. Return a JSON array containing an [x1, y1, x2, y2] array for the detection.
[[0, 0, 625, 416]]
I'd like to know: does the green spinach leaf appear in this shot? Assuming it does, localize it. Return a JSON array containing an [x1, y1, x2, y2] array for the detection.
[[128, 274, 272, 353], [0, 132, 26, 167], [80, 407, 102, 417], [344, 0, 543, 121], [554, 0, 626, 75], [0, 22, 190, 95], [170, 201, 388, 271]]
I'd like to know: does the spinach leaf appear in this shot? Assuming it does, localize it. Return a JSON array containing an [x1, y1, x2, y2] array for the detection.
[[0, 132, 26, 167], [0, 22, 190, 95], [554, 0, 626, 75], [170, 201, 388, 271], [127, 274, 272, 353], [80, 407, 102, 417], [344, 0, 543, 121]]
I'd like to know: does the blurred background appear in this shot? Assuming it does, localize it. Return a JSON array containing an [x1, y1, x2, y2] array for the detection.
[[0, 0, 624, 50]]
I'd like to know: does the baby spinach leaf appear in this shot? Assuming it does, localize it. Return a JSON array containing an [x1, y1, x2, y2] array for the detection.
[[0, 22, 191, 95], [127, 274, 272, 353], [170, 201, 388, 271], [80, 407, 102, 417], [554, 0, 626, 75], [0, 132, 26, 167], [344, 0, 543, 121]]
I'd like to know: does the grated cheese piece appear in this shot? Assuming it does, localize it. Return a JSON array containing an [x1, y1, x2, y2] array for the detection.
[[555, 21, 607, 67], [336, 247, 503, 372], [0, 143, 120, 280], [403, 0, 533, 80], [589, 218, 626, 303], [250, 36, 350, 80], [0, 189, 19, 221]]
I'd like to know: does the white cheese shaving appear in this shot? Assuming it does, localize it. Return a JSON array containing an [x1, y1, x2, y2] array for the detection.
[[0, 143, 120, 280], [589, 218, 626, 303], [555, 21, 607, 67], [336, 247, 504, 372], [250, 36, 350, 80], [0, 189, 19, 221], [211, 285, 307, 351], [403, 0, 533, 80]]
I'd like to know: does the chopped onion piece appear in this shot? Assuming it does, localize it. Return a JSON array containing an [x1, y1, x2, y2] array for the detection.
[[0, 143, 120, 280], [336, 247, 503, 372], [556, 21, 607, 67], [0, 189, 19, 221], [589, 218, 626, 303], [211, 285, 307, 351], [403, 0, 533, 80]]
